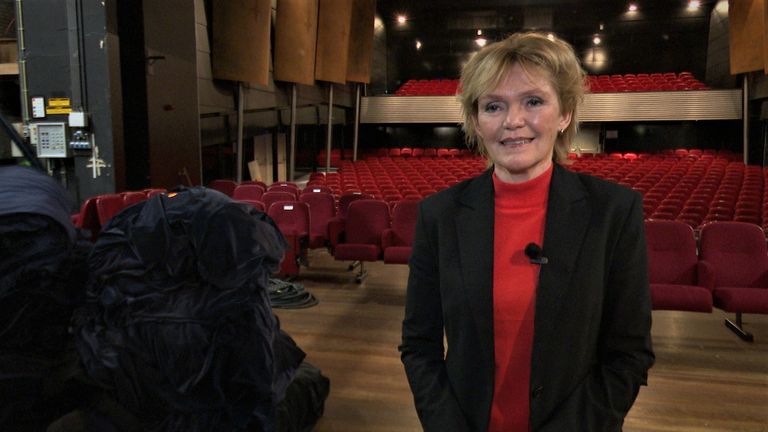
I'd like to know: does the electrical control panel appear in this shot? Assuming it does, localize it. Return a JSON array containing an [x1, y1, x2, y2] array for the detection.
[[30, 122, 69, 158]]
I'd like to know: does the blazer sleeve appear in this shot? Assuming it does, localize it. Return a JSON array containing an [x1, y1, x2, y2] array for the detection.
[[399, 203, 471, 432], [538, 192, 655, 432]]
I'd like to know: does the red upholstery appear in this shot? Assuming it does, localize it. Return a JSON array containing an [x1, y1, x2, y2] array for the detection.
[[208, 179, 237, 197], [233, 184, 265, 201], [267, 200, 311, 277], [239, 199, 265, 212], [266, 184, 299, 199], [644, 220, 712, 312], [382, 200, 419, 264], [333, 200, 391, 262], [75, 196, 100, 235], [121, 191, 146, 208], [698, 222, 768, 314], [337, 192, 374, 219], [144, 188, 166, 198], [299, 192, 336, 249], [95, 194, 124, 226], [262, 191, 297, 211]]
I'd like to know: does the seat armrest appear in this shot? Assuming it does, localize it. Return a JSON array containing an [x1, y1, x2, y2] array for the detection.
[[381, 228, 396, 249], [327, 217, 345, 251], [697, 260, 716, 291]]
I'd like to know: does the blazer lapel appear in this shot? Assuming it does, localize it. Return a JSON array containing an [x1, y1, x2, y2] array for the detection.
[[455, 170, 495, 351], [535, 164, 591, 341]]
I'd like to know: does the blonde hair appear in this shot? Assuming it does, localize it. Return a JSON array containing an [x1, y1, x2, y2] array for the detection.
[[458, 31, 585, 163]]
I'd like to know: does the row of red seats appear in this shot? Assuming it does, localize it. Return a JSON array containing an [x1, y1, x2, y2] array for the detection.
[[646, 220, 768, 341], [256, 196, 419, 280], [393, 72, 710, 96], [315, 146, 474, 168], [588, 72, 709, 92], [568, 150, 766, 230], [394, 79, 459, 96], [73, 188, 166, 240]]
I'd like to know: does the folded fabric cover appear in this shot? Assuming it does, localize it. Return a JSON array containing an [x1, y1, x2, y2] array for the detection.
[[0, 166, 88, 429], [75, 187, 305, 432]]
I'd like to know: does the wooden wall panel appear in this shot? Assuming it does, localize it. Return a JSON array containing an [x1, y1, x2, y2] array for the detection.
[[729, 0, 764, 74], [346, 0, 376, 83], [211, 0, 271, 85], [315, 0, 353, 84], [274, 0, 318, 85]]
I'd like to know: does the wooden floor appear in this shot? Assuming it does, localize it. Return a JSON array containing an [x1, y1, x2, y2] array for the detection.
[[275, 250, 768, 432]]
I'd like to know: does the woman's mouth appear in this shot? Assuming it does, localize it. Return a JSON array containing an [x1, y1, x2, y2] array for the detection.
[[500, 138, 533, 146]]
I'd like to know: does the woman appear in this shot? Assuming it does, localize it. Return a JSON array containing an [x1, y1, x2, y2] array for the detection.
[[399, 32, 654, 432]]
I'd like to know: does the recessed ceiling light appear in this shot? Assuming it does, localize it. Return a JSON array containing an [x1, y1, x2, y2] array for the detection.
[[477, 29, 483, 36], [475, 37, 487, 48], [396, 15, 407, 24], [687, 0, 701, 10], [628, 3, 638, 12], [415, 40, 422, 50], [593, 36, 602, 45]]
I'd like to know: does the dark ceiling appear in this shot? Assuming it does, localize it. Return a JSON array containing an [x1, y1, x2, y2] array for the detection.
[[375, 0, 720, 90]]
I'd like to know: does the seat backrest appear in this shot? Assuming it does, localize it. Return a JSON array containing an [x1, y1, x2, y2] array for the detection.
[[301, 185, 333, 195], [262, 191, 297, 211], [208, 179, 237, 197], [233, 184, 265, 201], [95, 194, 125, 226], [239, 199, 265, 212], [266, 184, 299, 199], [389, 200, 419, 246], [267, 200, 310, 237], [644, 220, 698, 284], [699, 221, 768, 287], [345, 200, 391, 245], [338, 192, 374, 219], [121, 191, 146, 208], [299, 192, 336, 237]]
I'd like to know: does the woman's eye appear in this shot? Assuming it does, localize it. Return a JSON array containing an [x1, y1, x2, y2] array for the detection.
[[483, 102, 503, 113], [526, 97, 543, 107]]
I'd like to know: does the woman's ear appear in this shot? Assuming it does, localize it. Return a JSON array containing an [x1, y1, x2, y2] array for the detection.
[[558, 110, 573, 132]]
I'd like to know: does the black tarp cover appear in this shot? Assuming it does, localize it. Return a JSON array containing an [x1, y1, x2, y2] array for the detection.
[[0, 166, 88, 429], [75, 187, 305, 432]]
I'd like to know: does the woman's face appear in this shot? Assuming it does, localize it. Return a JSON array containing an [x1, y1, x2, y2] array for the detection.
[[476, 63, 572, 183]]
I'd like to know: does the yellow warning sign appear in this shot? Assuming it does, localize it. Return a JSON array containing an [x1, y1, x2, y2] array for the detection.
[[46, 107, 72, 114], [48, 98, 71, 107]]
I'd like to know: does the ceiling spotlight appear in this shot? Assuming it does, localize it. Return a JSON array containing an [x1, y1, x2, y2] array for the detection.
[[415, 40, 422, 50], [593, 36, 602, 45], [475, 37, 487, 48], [687, 0, 701, 10], [628, 3, 638, 12], [396, 15, 407, 24], [477, 29, 483, 36], [599, 23, 604, 31]]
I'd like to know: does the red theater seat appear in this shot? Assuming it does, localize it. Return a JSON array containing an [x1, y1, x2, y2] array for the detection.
[[299, 191, 336, 249], [698, 222, 768, 341], [208, 179, 237, 197], [333, 200, 391, 283], [382, 200, 419, 264], [645, 220, 712, 312]]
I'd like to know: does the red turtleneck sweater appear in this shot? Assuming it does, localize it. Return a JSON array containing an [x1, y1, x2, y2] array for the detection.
[[488, 164, 552, 432]]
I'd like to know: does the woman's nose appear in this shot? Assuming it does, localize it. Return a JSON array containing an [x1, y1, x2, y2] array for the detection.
[[502, 106, 524, 129]]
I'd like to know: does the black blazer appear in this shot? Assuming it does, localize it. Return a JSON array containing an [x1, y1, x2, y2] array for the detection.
[[400, 164, 654, 432]]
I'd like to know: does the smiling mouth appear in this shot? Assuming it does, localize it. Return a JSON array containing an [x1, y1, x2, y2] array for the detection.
[[500, 138, 533, 146]]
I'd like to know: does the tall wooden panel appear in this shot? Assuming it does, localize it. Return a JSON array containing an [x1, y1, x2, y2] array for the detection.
[[211, 0, 271, 85], [274, 0, 319, 85], [729, 0, 764, 74], [315, 0, 353, 84], [346, 0, 376, 83]]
